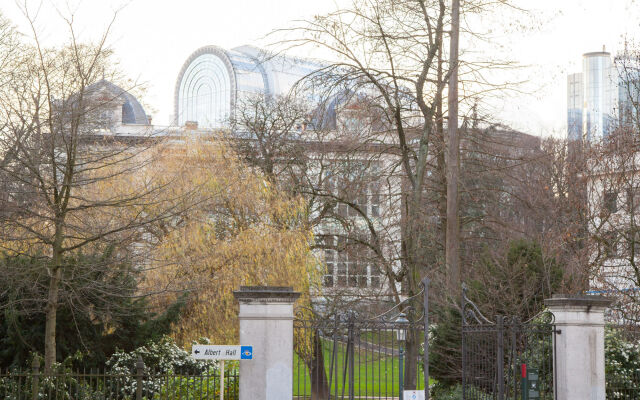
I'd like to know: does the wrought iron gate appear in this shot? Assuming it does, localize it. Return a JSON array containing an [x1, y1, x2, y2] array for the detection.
[[293, 279, 431, 399], [462, 288, 558, 400], [293, 315, 427, 399]]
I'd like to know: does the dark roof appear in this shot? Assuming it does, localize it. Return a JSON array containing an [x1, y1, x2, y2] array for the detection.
[[85, 80, 149, 125]]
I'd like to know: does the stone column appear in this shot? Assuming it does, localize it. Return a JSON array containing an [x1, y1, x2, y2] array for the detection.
[[544, 294, 613, 400], [233, 286, 300, 400]]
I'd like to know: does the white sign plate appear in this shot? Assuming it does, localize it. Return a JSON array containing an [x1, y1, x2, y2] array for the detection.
[[403, 390, 425, 400], [191, 345, 253, 360]]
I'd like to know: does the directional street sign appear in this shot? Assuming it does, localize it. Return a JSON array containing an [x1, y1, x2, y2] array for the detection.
[[191, 345, 253, 360]]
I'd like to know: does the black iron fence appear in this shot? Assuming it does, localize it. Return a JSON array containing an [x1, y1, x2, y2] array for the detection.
[[0, 357, 238, 400], [605, 322, 640, 400], [607, 370, 640, 400], [293, 315, 428, 400], [461, 289, 557, 400]]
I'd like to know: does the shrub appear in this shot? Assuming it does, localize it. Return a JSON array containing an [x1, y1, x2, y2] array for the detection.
[[106, 336, 215, 398], [605, 326, 640, 399]]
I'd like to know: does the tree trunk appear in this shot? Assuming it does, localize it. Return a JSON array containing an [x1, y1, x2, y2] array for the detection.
[[404, 324, 420, 390], [44, 264, 61, 372], [308, 328, 329, 399], [445, 0, 461, 291], [401, 179, 428, 390]]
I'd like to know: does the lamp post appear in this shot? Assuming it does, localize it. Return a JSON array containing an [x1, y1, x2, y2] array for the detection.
[[396, 312, 409, 400]]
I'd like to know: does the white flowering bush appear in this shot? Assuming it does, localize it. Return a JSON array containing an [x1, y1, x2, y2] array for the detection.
[[106, 336, 216, 398], [605, 327, 640, 399]]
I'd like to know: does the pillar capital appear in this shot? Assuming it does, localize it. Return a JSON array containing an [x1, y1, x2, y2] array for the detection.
[[233, 286, 301, 304], [544, 294, 613, 310]]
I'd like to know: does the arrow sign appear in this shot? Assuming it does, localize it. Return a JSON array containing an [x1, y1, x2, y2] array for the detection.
[[191, 345, 253, 360]]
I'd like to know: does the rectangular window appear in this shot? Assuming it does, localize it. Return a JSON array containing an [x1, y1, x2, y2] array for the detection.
[[603, 191, 618, 214], [603, 231, 620, 258], [628, 188, 640, 213], [348, 264, 358, 287], [371, 189, 380, 217], [628, 229, 640, 258], [324, 262, 334, 287], [357, 262, 368, 288], [322, 236, 336, 288], [336, 262, 347, 287]]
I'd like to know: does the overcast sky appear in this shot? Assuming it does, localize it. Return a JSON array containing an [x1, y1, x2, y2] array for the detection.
[[2, 0, 639, 137]]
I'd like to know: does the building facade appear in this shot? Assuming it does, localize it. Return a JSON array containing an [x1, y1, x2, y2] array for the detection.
[[174, 44, 399, 301]]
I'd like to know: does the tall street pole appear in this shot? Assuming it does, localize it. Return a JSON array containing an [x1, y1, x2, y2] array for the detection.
[[445, 0, 461, 292]]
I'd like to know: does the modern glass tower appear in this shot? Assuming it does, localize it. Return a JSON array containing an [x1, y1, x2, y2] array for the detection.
[[567, 51, 618, 142], [567, 73, 583, 141]]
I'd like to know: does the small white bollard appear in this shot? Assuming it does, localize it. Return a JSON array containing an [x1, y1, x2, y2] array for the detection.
[[544, 294, 612, 400]]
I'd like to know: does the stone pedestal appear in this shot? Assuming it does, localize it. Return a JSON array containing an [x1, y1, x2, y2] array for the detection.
[[233, 286, 300, 400], [544, 295, 613, 400]]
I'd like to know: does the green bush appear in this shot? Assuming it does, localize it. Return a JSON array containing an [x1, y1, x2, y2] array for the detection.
[[431, 382, 462, 400]]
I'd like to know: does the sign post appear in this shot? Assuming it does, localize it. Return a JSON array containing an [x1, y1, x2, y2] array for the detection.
[[192, 345, 253, 400], [520, 364, 540, 400], [220, 360, 224, 400]]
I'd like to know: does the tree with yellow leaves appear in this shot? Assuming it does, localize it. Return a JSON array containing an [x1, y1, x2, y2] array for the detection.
[[144, 135, 319, 346]]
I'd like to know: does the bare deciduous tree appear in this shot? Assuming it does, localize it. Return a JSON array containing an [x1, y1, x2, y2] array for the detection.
[[0, 10, 185, 371]]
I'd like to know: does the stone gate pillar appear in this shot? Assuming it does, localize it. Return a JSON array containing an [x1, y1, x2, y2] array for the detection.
[[544, 294, 613, 400], [233, 286, 300, 400]]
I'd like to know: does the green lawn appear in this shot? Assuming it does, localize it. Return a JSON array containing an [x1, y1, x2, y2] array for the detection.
[[293, 337, 432, 397]]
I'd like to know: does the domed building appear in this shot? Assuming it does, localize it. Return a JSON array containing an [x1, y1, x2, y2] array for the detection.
[[85, 80, 150, 126], [174, 45, 322, 128]]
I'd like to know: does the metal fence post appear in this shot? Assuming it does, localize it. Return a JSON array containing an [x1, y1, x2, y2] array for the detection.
[[31, 358, 39, 400], [422, 277, 430, 400], [461, 286, 466, 400], [136, 355, 145, 400], [497, 315, 505, 400], [348, 321, 355, 400], [511, 317, 518, 399]]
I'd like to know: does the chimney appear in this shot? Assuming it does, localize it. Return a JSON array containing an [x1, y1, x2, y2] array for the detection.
[[147, 115, 153, 125], [185, 121, 198, 131]]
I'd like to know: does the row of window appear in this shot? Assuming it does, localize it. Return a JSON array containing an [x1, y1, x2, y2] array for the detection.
[[321, 235, 383, 289], [323, 164, 383, 218]]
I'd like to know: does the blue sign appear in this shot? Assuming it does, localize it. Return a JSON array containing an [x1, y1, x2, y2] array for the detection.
[[240, 346, 253, 359]]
